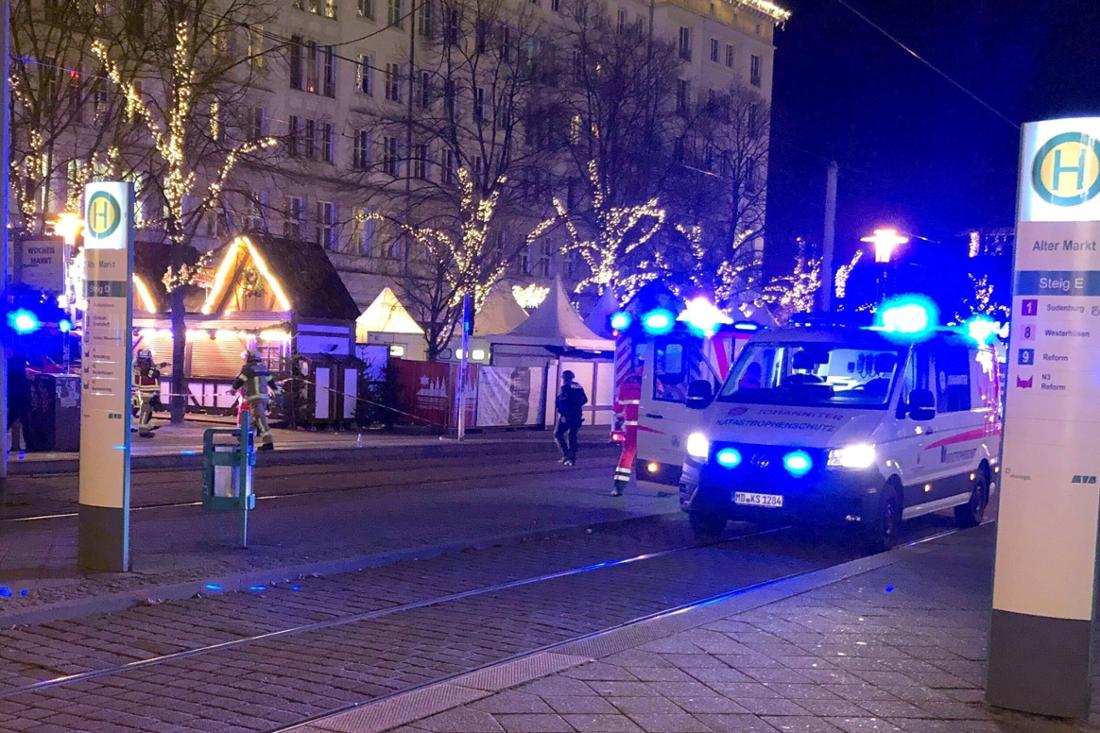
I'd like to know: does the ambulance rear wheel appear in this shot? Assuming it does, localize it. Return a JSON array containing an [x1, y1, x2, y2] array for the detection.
[[689, 512, 726, 541], [954, 472, 988, 529]]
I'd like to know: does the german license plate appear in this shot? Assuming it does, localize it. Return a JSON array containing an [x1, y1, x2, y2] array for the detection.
[[734, 492, 783, 508]]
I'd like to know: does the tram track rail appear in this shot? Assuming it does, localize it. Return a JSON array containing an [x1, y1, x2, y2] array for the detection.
[[0, 459, 615, 524]]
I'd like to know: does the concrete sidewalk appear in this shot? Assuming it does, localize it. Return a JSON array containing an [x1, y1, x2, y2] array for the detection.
[[292, 524, 1098, 733], [4, 419, 610, 474]]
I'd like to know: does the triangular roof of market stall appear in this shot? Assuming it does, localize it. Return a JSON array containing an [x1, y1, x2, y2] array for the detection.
[[473, 284, 529, 336], [494, 276, 612, 351], [583, 286, 621, 339], [357, 287, 425, 336], [200, 234, 359, 321]]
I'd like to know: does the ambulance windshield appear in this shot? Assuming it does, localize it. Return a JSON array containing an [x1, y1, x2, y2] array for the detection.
[[718, 341, 905, 409]]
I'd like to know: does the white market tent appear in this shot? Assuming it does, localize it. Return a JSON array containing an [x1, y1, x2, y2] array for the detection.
[[356, 287, 427, 359], [583, 286, 620, 339], [491, 276, 613, 353], [474, 284, 529, 336]]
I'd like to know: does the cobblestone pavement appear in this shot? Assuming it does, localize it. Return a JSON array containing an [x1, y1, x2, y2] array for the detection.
[[301, 525, 1100, 733], [0, 511, 961, 732], [0, 446, 643, 611]]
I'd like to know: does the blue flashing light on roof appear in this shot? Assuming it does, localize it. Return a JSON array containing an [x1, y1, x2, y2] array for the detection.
[[732, 321, 760, 332], [677, 297, 733, 337], [642, 308, 675, 335], [8, 309, 40, 335], [609, 311, 632, 332], [874, 295, 938, 342], [58, 319, 73, 334]]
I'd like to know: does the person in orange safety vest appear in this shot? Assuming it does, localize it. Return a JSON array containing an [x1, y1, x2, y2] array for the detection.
[[611, 375, 642, 496]]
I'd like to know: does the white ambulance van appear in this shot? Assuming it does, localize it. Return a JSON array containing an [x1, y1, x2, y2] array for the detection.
[[678, 323, 1001, 550]]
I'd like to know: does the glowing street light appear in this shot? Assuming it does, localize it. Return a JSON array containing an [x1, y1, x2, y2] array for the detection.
[[52, 211, 84, 246], [861, 228, 909, 264]]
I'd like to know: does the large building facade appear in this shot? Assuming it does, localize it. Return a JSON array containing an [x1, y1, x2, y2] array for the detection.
[[18, 0, 787, 322]]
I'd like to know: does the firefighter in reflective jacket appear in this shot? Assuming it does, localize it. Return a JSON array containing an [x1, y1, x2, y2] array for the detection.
[[233, 351, 278, 450], [133, 349, 165, 438], [611, 376, 642, 496]]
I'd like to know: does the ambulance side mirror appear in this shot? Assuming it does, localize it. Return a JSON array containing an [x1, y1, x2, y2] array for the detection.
[[687, 379, 713, 409], [907, 388, 936, 421]]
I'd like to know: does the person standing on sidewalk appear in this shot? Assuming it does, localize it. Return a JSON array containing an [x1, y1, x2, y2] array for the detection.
[[233, 351, 278, 451], [132, 349, 166, 438], [611, 375, 641, 496], [554, 370, 587, 466]]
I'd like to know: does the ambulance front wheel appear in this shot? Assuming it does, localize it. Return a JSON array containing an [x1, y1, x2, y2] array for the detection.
[[864, 483, 901, 554], [954, 471, 988, 529], [689, 512, 726, 541]]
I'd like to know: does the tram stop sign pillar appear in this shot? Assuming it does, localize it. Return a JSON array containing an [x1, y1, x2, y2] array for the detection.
[[989, 118, 1100, 718], [77, 182, 134, 572]]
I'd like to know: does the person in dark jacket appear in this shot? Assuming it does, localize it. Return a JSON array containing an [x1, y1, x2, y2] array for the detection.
[[554, 370, 588, 466], [6, 348, 30, 455]]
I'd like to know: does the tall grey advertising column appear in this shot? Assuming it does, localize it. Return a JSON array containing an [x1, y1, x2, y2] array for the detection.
[[78, 182, 134, 572], [988, 118, 1100, 718]]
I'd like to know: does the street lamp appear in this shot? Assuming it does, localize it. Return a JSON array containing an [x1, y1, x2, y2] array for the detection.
[[861, 227, 910, 301], [51, 211, 85, 372], [860, 228, 909, 264]]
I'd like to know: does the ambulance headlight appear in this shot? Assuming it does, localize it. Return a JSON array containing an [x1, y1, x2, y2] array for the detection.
[[686, 432, 710, 460], [827, 443, 877, 470]]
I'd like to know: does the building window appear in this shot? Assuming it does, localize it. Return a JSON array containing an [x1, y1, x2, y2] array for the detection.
[[323, 45, 336, 97], [709, 38, 719, 62], [248, 191, 269, 230], [249, 26, 267, 71], [305, 40, 319, 92], [725, 43, 734, 68], [304, 118, 316, 159], [323, 0, 336, 17], [358, 0, 373, 18], [750, 54, 762, 86], [249, 107, 266, 140], [387, 0, 402, 27], [499, 24, 511, 61], [443, 7, 460, 45], [678, 27, 691, 61], [362, 213, 375, 256], [676, 79, 689, 114], [317, 201, 336, 248], [419, 70, 431, 107], [551, 0, 560, 11], [354, 130, 371, 169], [288, 115, 300, 157], [385, 63, 402, 102], [441, 148, 455, 184], [285, 196, 304, 239], [357, 55, 373, 94], [289, 36, 302, 89], [413, 144, 429, 179], [616, 8, 626, 32], [321, 122, 334, 163], [418, 0, 432, 36], [383, 136, 400, 175], [474, 86, 485, 123]]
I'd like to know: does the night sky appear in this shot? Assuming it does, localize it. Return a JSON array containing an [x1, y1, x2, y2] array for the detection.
[[766, 0, 1100, 266]]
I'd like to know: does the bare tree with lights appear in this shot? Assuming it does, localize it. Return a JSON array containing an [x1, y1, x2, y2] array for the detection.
[[369, 168, 513, 360], [354, 0, 559, 358], [91, 0, 279, 421], [9, 0, 158, 233]]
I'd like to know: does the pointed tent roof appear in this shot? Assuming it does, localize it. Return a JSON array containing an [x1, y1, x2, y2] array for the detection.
[[357, 287, 425, 337], [496, 276, 612, 351], [584, 287, 620, 338], [474, 283, 528, 336]]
